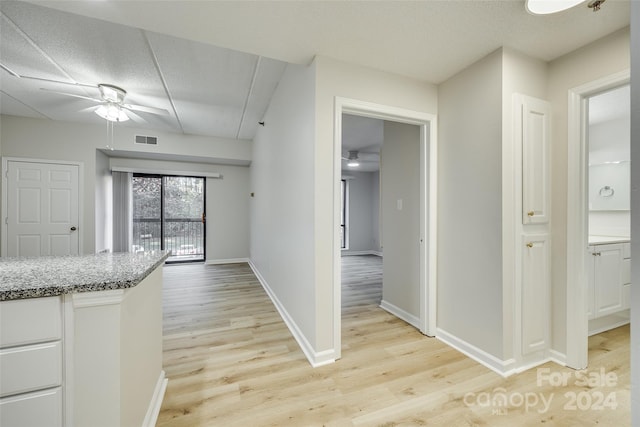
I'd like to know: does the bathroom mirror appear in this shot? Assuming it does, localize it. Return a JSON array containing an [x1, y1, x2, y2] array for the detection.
[[589, 161, 630, 210]]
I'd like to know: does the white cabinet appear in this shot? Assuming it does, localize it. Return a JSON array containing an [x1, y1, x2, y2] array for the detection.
[[0, 296, 63, 426], [520, 96, 551, 225], [587, 243, 630, 335], [514, 94, 552, 370], [521, 234, 550, 356], [589, 244, 624, 317]]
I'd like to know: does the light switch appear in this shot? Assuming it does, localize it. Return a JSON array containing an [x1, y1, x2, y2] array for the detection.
[[397, 199, 403, 210]]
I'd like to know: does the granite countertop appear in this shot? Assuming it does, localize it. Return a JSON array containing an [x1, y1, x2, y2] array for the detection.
[[588, 235, 630, 245], [0, 251, 170, 301]]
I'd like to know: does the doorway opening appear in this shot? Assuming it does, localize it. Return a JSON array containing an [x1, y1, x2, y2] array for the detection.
[[566, 70, 630, 369], [132, 174, 206, 263], [333, 97, 438, 360]]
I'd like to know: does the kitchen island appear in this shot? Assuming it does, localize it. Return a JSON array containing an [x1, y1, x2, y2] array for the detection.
[[0, 251, 169, 427]]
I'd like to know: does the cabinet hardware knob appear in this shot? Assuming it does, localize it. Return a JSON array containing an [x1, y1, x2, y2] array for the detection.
[[527, 211, 535, 217], [70, 226, 77, 231], [526, 242, 534, 248]]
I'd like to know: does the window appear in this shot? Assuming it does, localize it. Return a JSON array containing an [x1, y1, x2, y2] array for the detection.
[[132, 174, 206, 263]]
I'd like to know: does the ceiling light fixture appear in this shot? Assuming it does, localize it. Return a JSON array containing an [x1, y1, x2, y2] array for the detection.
[[95, 103, 129, 122], [526, 0, 586, 14], [347, 150, 360, 167]]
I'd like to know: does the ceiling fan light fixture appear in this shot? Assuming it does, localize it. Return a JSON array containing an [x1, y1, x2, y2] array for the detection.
[[98, 83, 126, 103], [526, 0, 585, 14], [95, 103, 129, 122], [346, 150, 360, 167]]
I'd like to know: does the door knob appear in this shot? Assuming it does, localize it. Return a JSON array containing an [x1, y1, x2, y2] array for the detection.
[[70, 226, 77, 231]]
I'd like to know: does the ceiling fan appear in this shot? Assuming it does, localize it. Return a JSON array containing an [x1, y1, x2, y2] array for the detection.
[[0, 63, 169, 122], [341, 150, 380, 168], [42, 83, 170, 123]]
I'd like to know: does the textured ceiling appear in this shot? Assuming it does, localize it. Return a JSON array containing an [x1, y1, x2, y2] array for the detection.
[[1, 0, 631, 142], [27, 0, 631, 83], [0, 1, 286, 139]]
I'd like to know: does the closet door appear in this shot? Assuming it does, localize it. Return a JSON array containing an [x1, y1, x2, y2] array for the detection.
[[520, 96, 551, 225]]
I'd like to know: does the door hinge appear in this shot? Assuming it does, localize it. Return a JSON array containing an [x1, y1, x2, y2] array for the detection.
[[4, 217, 8, 225]]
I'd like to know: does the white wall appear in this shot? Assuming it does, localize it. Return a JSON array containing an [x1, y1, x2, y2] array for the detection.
[[250, 62, 318, 349], [315, 55, 438, 355], [588, 116, 630, 237], [341, 171, 379, 254], [589, 117, 630, 164], [381, 121, 420, 318], [110, 157, 250, 262], [0, 115, 250, 256], [437, 49, 504, 359], [629, 1, 639, 422], [547, 27, 630, 355]]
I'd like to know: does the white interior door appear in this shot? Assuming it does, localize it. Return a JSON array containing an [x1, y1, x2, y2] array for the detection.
[[6, 161, 79, 257]]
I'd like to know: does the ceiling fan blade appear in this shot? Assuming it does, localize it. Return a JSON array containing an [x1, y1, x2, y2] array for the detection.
[[40, 88, 102, 102], [123, 103, 169, 116], [1, 63, 97, 88]]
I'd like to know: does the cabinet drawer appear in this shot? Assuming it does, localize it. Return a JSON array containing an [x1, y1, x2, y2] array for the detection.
[[0, 296, 62, 347], [0, 387, 62, 427], [0, 341, 62, 398], [622, 258, 631, 284]]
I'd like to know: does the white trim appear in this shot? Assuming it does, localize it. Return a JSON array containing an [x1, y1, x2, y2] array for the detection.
[[205, 258, 250, 265], [548, 349, 567, 367], [62, 295, 75, 427], [1, 157, 84, 257], [110, 165, 221, 178], [341, 250, 382, 257], [72, 289, 125, 308], [566, 70, 630, 370], [379, 300, 420, 329], [248, 260, 336, 367], [141, 370, 168, 427], [333, 97, 438, 362], [436, 327, 516, 377]]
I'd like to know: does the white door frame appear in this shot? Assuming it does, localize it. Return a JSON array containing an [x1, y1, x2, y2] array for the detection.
[[333, 97, 437, 359], [566, 70, 629, 369], [1, 156, 84, 256]]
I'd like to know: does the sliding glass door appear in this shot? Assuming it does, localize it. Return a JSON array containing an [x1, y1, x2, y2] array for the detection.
[[132, 174, 205, 263]]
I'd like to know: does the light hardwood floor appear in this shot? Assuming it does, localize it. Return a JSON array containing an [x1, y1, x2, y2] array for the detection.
[[158, 256, 630, 426]]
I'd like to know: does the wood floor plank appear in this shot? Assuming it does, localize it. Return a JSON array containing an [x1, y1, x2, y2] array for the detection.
[[157, 256, 630, 426]]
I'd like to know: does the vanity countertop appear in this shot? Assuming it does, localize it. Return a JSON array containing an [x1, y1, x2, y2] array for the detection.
[[588, 235, 630, 245], [0, 251, 169, 301]]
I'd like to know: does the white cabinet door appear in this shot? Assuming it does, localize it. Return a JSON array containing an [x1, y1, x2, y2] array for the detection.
[[593, 244, 624, 317], [517, 95, 551, 225], [587, 247, 595, 320], [6, 160, 79, 257], [521, 234, 550, 355]]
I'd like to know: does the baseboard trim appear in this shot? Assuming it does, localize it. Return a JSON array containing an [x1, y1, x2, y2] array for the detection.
[[205, 258, 250, 265], [142, 370, 168, 427], [379, 300, 420, 329], [248, 261, 335, 368], [548, 349, 567, 367], [341, 250, 382, 257], [436, 328, 515, 377]]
